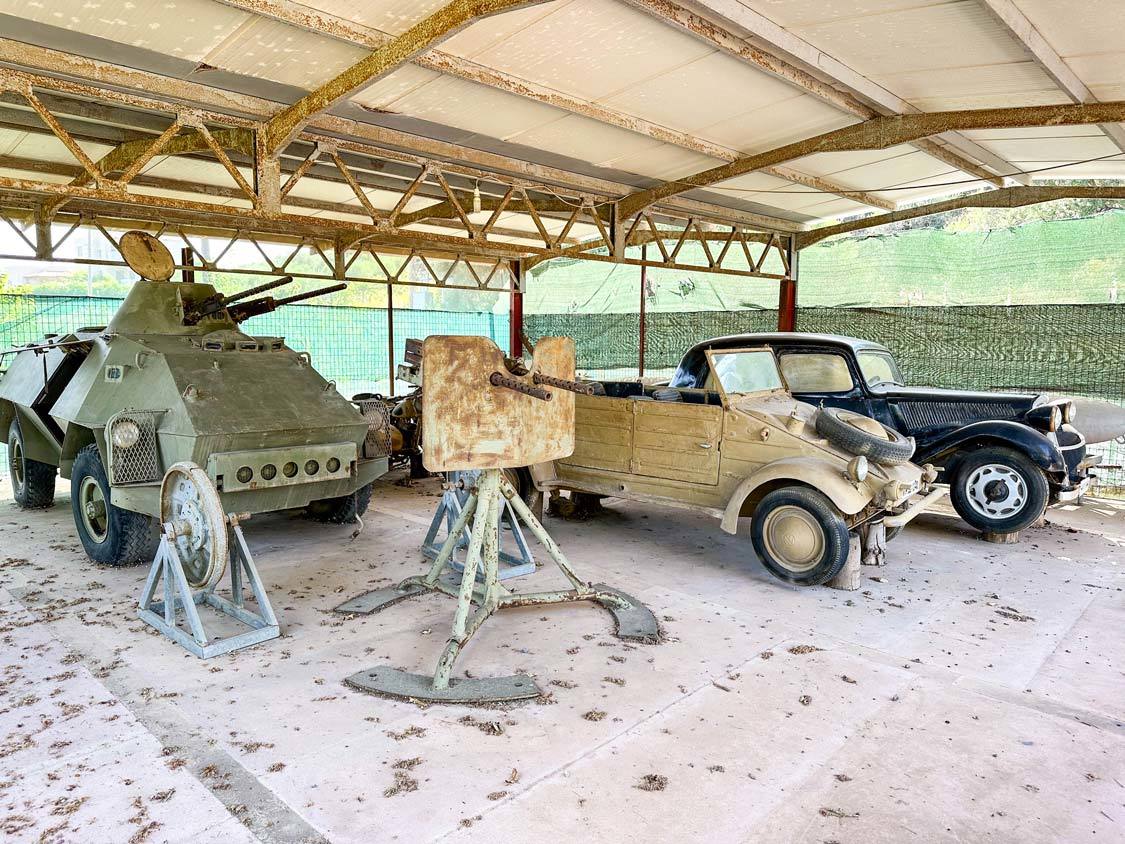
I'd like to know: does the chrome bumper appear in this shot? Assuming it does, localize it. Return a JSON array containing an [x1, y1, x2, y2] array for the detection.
[[884, 485, 949, 528], [1055, 475, 1093, 503]]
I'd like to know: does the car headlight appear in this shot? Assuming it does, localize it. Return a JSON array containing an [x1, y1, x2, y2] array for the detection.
[[846, 455, 869, 483], [1063, 400, 1077, 425], [111, 419, 140, 449], [1049, 405, 1062, 432]]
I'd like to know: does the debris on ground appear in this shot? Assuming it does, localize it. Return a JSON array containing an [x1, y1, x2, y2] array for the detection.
[[458, 715, 504, 735], [707, 765, 725, 773], [798, 695, 812, 706], [995, 607, 1035, 622], [819, 807, 859, 819], [603, 676, 626, 686], [487, 791, 507, 801], [385, 725, 426, 741], [582, 710, 607, 722], [788, 645, 821, 655], [840, 675, 857, 684], [505, 769, 520, 785], [635, 774, 668, 792]]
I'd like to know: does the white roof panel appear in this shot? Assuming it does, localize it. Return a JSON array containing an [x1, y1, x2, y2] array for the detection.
[[467, 0, 715, 102], [0, 0, 251, 62]]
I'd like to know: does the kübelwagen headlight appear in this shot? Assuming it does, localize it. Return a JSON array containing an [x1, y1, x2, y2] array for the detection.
[[846, 455, 869, 483]]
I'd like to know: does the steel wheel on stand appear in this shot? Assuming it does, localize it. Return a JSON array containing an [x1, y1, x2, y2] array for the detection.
[[160, 462, 228, 589]]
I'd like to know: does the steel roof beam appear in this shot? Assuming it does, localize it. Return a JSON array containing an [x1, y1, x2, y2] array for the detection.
[[797, 185, 1125, 249], [980, 0, 1125, 155], [261, 0, 550, 154], [0, 38, 797, 232], [625, 0, 1026, 187], [619, 100, 1125, 218], [211, 0, 892, 211]]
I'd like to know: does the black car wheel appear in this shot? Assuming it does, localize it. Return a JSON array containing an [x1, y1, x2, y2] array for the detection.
[[8, 421, 56, 509], [750, 487, 851, 586], [70, 444, 157, 565], [950, 447, 1049, 534], [306, 482, 374, 524]]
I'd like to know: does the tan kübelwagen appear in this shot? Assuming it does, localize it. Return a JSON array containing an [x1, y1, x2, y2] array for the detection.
[[531, 345, 944, 586]]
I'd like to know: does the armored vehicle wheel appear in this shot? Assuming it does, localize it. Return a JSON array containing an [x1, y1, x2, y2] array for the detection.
[[161, 462, 229, 589], [71, 444, 157, 566], [306, 482, 374, 524], [950, 447, 1048, 534], [814, 407, 914, 465], [750, 487, 850, 586], [8, 421, 56, 509]]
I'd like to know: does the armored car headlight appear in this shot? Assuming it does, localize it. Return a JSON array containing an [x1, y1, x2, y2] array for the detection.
[[846, 455, 869, 483], [111, 419, 140, 449]]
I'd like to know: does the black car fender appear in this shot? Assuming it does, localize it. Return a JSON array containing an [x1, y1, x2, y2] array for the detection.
[[921, 420, 1066, 477]]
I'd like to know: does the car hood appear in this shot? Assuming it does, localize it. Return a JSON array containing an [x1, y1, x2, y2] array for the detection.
[[877, 385, 1041, 408]]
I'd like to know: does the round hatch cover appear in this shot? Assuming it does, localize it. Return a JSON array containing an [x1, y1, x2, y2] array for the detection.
[[120, 230, 175, 282]]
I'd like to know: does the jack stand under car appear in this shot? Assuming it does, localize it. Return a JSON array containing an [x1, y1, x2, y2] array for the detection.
[[138, 462, 279, 658], [334, 336, 660, 704]]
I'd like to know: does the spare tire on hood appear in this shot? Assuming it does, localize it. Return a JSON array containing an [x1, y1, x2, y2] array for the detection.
[[814, 407, 915, 466]]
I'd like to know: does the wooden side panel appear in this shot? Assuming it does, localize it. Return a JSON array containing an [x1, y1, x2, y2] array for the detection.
[[559, 393, 633, 473], [631, 400, 721, 485]]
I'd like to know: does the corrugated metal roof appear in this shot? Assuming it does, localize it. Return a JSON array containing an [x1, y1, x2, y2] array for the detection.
[[0, 0, 1122, 235]]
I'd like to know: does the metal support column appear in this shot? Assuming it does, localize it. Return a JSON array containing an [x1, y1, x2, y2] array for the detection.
[[638, 244, 647, 378], [777, 234, 799, 331], [387, 283, 396, 391], [509, 259, 524, 357]]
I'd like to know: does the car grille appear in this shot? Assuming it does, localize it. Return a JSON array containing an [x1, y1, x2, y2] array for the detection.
[[356, 399, 393, 459], [895, 401, 1023, 430]]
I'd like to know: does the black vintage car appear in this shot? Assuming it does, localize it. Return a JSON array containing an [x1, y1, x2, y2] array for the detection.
[[669, 333, 1094, 534]]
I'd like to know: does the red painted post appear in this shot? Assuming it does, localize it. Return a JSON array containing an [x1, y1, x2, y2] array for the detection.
[[510, 259, 524, 357], [777, 235, 799, 331]]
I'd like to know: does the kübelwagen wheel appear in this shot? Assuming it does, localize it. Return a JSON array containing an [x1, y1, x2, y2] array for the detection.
[[161, 462, 228, 589], [750, 486, 851, 586]]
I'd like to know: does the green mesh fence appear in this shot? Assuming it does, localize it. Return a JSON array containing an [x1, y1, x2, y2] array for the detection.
[[0, 292, 507, 465]]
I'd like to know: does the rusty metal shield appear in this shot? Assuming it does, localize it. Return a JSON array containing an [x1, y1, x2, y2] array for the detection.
[[422, 336, 575, 471]]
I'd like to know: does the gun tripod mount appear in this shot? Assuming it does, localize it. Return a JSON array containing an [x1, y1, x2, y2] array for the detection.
[[336, 467, 659, 703]]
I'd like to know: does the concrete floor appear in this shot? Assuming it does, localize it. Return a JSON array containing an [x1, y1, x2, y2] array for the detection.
[[1, 471, 1123, 844]]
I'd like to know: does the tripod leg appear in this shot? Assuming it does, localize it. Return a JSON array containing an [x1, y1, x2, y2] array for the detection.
[[434, 470, 498, 690], [500, 475, 587, 592]]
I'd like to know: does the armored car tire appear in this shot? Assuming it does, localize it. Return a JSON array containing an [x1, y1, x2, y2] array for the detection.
[[8, 421, 56, 509], [306, 482, 374, 524], [70, 444, 158, 565], [950, 446, 1049, 534], [750, 487, 851, 587], [814, 407, 915, 465]]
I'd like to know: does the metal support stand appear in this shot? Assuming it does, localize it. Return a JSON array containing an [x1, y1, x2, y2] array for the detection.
[[336, 468, 660, 704], [422, 472, 535, 580], [138, 516, 279, 659]]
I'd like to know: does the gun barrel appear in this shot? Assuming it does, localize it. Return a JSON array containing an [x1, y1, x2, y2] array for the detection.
[[274, 283, 347, 307], [490, 371, 552, 401], [531, 373, 593, 394], [224, 275, 294, 305]]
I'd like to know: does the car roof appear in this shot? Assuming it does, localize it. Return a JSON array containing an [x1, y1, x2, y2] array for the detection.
[[683, 332, 892, 357]]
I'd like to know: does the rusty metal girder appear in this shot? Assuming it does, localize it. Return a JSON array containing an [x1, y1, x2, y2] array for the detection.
[[261, 0, 551, 154], [796, 186, 1125, 249], [618, 100, 1125, 218]]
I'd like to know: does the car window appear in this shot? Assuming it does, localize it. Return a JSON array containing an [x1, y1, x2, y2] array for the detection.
[[856, 350, 904, 389], [778, 353, 854, 393], [708, 350, 784, 395]]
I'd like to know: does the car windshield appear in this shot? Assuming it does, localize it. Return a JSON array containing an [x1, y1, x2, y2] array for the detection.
[[708, 350, 785, 395], [856, 350, 904, 389]]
